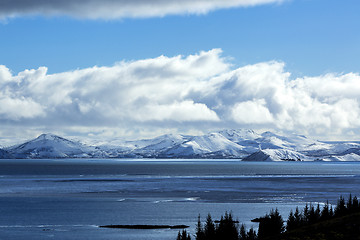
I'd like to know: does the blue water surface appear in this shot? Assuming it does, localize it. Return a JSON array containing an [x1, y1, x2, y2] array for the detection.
[[0, 160, 359, 240]]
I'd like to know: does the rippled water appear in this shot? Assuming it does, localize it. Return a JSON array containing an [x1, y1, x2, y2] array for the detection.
[[0, 159, 359, 239]]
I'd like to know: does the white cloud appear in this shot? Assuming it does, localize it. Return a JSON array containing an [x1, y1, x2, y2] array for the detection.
[[0, 65, 45, 120], [232, 99, 274, 124], [133, 101, 220, 122], [0, 95, 45, 120], [0, 65, 12, 83], [1, 49, 360, 141], [0, 0, 284, 20], [0, 49, 225, 126], [291, 73, 360, 101]]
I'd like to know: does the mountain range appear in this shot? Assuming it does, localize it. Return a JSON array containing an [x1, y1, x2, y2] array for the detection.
[[1, 129, 360, 161]]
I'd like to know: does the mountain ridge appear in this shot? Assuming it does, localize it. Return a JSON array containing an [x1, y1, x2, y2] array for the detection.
[[1, 130, 360, 161]]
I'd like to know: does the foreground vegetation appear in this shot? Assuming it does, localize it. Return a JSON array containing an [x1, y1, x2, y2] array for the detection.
[[176, 194, 360, 240]]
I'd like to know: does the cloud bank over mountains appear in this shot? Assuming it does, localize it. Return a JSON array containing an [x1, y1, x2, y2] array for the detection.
[[0, 0, 283, 20], [0, 49, 359, 141]]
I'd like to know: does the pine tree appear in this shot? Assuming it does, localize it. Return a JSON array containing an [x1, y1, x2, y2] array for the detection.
[[329, 205, 334, 217], [315, 203, 321, 221], [216, 212, 239, 240], [353, 196, 359, 211], [347, 194, 353, 211], [308, 204, 316, 224], [177, 230, 191, 240], [258, 209, 284, 240], [239, 224, 247, 240], [270, 209, 284, 235], [335, 195, 346, 216], [247, 227, 257, 240], [177, 231, 182, 240], [286, 210, 296, 231], [257, 214, 270, 240], [196, 215, 205, 240], [204, 214, 216, 240], [320, 201, 330, 221], [303, 203, 309, 224], [294, 207, 302, 227], [183, 230, 191, 240]]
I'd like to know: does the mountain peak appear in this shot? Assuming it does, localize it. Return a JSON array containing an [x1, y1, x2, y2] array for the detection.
[[218, 128, 261, 141], [6, 133, 92, 159], [36, 133, 61, 141]]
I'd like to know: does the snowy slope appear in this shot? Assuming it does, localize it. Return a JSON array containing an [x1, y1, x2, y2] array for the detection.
[[128, 134, 188, 149], [218, 129, 261, 142], [217, 129, 261, 155], [242, 149, 310, 162], [258, 131, 327, 151], [162, 132, 247, 158], [0, 149, 12, 159], [131, 134, 189, 157], [321, 153, 360, 162], [6, 133, 95, 158]]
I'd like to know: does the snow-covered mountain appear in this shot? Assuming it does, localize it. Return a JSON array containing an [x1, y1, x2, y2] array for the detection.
[[130, 134, 189, 157], [159, 132, 247, 158], [242, 149, 309, 162], [1, 130, 360, 161], [6, 133, 96, 158], [0, 149, 11, 159]]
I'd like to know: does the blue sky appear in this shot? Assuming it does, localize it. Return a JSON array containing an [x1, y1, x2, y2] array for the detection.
[[1, 0, 359, 76], [0, 0, 360, 143]]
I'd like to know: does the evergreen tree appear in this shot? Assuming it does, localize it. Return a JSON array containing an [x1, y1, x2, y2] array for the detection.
[[270, 209, 284, 235], [303, 203, 309, 224], [335, 195, 346, 216], [239, 224, 247, 240], [196, 215, 205, 240], [286, 210, 296, 231], [216, 212, 239, 240], [346, 194, 353, 212], [346, 194, 360, 213], [308, 204, 316, 224], [320, 201, 330, 221], [258, 209, 284, 240], [185, 230, 191, 240], [353, 196, 359, 211], [257, 214, 270, 240], [329, 205, 334, 217], [180, 195, 360, 240], [294, 207, 302, 227], [247, 227, 257, 240], [177, 230, 191, 240], [315, 203, 321, 221], [204, 214, 216, 240]]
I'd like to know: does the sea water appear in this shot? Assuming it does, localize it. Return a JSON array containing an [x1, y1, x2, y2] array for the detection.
[[0, 159, 359, 240]]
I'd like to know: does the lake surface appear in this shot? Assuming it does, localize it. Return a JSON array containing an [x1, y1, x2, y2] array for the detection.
[[0, 159, 360, 240]]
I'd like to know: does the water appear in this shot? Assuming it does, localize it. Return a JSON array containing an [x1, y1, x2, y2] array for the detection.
[[0, 159, 360, 239]]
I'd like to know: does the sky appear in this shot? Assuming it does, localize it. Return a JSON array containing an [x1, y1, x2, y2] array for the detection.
[[0, 0, 360, 145]]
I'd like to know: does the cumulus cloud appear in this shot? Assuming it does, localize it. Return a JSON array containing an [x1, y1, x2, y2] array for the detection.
[[0, 65, 12, 82], [0, 49, 225, 126], [0, 65, 45, 120], [232, 99, 274, 124], [0, 0, 284, 20], [0, 96, 44, 120], [1, 49, 360, 140]]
